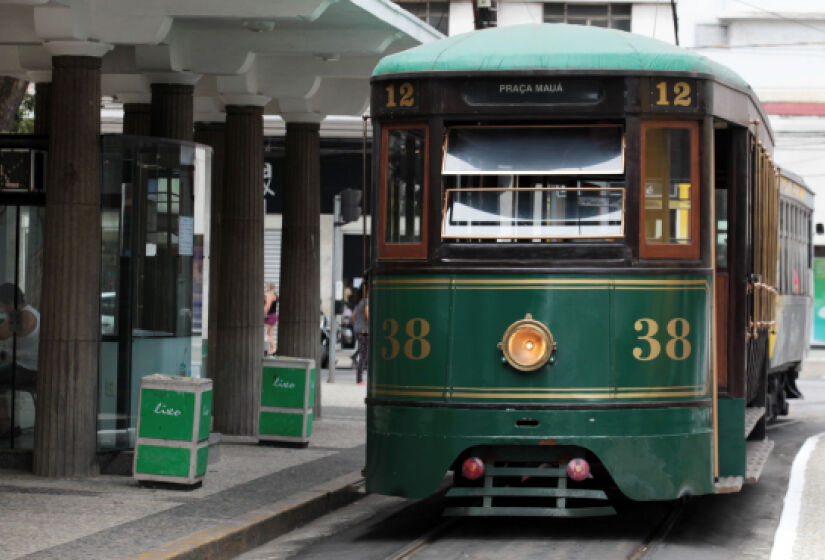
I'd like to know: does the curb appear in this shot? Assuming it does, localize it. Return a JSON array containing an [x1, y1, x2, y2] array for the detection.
[[129, 471, 365, 560]]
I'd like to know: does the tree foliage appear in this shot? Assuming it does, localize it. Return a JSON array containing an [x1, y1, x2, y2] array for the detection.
[[0, 76, 32, 134]]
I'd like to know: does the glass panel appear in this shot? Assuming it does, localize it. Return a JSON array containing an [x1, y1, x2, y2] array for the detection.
[[643, 127, 692, 245], [13, 206, 43, 450], [0, 207, 16, 448], [0, 205, 43, 450], [0, 150, 31, 190], [0, 149, 46, 192], [98, 136, 210, 450], [443, 184, 624, 240], [611, 17, 631, 31], [385, 128, 425, 244], [398, 2, 450, 35], [568, 5, 608, 17], [611, 4, 632, 16], [716, 189, 728, 269], [443, 127, 624, 176]]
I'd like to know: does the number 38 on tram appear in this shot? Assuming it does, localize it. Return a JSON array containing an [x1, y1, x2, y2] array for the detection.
[[365, 23, 810, 516]]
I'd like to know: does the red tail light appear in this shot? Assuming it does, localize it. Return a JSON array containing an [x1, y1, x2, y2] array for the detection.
[[461, 457, 485, 480], [567, 458, 590, 481]]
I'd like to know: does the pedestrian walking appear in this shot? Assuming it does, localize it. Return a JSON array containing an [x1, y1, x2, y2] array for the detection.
[[352, 283, 369, 385]]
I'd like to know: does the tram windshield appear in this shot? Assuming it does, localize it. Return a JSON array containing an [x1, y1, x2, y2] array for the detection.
[[443, 126, 624, 176], [441, 126, 625, 241]]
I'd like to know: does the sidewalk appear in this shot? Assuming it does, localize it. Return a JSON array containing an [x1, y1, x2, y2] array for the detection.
[[800, 347, 825, 379], [0, 358, 368, 560]]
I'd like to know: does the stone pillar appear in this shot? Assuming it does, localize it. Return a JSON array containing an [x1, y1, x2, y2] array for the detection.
[[150, 83, 194, 141], [123, 103, 151, 136], [278, 120, 322, 405], [212, 105, 264, 436], [33, 82, 51, 135], [193, 121, 226, 381], [33, 52, 107, 477]]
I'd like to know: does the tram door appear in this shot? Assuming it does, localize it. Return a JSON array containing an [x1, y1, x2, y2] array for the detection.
[[715, 127, 731, 390], [0, 205, 45, 450]]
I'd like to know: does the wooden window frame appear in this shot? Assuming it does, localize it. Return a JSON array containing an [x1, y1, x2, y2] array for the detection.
[[378, 122, 429, 260], [640, 120, 700, 259]]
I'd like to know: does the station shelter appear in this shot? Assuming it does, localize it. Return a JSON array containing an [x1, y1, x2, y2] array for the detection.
[[0, 0, 440, 477]]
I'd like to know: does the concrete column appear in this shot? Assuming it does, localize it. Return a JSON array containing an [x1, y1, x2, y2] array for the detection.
[[123, 103, 151, 136], [33, 53, 105, 477], [33, 82, 51, 135], [193, 121, 226, 381], [212, 105, 264, 436], [150, 83, 194, 141], [278, 120, 322, 391]]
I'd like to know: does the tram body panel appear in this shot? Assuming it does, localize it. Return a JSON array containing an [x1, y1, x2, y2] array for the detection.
[[367, 273, 713, 499]]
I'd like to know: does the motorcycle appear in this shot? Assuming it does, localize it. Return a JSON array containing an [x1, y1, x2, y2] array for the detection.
[[339, 313, 355, 349]]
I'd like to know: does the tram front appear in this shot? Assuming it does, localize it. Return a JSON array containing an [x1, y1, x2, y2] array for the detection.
[[366, 24, 735, 516]]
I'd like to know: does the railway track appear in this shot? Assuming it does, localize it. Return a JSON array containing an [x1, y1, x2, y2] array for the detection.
[[382, 498, 689, 560]]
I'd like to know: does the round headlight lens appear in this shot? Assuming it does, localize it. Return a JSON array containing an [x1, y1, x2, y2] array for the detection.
[[499, 314, 555, 371]]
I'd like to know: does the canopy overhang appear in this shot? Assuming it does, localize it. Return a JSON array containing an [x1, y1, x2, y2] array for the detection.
[[0, 0, 443, 121]]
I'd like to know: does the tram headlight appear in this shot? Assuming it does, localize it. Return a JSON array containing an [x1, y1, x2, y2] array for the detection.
[[497, 313, 556, 372]]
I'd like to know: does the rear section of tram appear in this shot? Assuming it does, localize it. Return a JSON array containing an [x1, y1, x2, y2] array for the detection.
[[365, 26, 788, 515]]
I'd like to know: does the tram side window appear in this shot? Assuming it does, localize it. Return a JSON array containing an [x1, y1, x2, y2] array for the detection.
[[641, 121, 699, 259], [379, 125, 428, 259]]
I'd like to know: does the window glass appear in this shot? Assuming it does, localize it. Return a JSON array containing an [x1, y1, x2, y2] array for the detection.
[[543, 3, 632, 30], [443, 179, 624, 240], [0, 149, 46, 192], [443, 126, 624, 176], [568, 5, 608, 17], [385, 128, 426, 245], [398, 1, 449, 35], [716, 189, 728, 269], [643, 126, 694, 247]]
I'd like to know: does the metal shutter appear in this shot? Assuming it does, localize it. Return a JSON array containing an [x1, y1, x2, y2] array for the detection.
[[264, 229, 282, 289]]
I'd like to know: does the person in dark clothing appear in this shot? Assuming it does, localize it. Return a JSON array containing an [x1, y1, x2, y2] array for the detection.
[[352, 283, 369, 385], [0, 284, 39, 439]]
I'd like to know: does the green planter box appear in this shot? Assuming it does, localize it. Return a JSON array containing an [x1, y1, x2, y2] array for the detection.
[[133, 374, 212, 485], [259, 357, 315, 445]]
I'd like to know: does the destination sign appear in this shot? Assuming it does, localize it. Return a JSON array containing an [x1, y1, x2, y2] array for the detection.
[[463, 79, 605, 106]]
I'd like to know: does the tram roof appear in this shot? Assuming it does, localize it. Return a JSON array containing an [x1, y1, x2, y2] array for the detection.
[[372, 23, 748, 89]]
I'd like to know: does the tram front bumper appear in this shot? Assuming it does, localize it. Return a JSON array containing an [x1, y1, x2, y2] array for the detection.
[[366, 403, 713, 501]]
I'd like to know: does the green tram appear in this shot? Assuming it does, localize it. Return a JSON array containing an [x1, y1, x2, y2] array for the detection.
[[365, 24, 808, 516]]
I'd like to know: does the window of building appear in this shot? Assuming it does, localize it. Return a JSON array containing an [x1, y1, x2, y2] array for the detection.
[[379, 124, 428, 259], [398, 1, 450, 35], [640, 121, 699, 259], [543, 3, 631, 31]]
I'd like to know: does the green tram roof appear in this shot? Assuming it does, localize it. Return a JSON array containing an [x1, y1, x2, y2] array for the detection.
[[373, 23, 748, 89]]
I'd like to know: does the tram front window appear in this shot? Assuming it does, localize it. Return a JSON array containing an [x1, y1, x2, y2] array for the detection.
[[443, 178, 624, 240], [441, 125, 625, 242], [640, 121, 699, 259]]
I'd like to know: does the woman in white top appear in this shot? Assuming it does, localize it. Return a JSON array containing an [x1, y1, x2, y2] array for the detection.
[[0, 283, 39, 439]]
